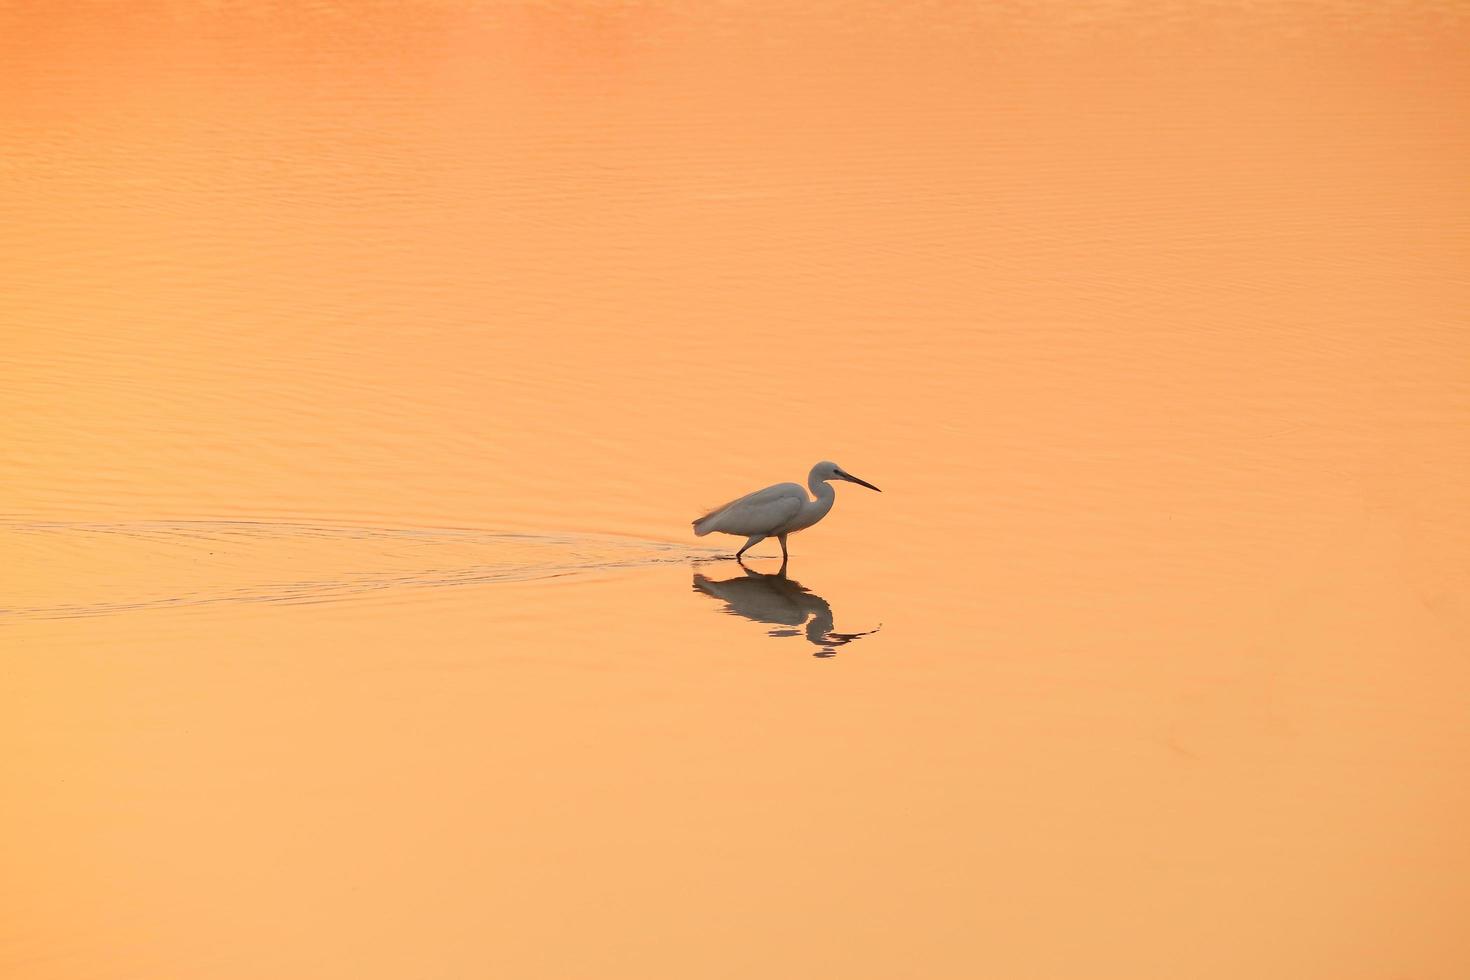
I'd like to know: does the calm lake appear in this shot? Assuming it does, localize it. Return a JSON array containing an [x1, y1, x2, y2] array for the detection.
[[4, 2, 1469, 977]]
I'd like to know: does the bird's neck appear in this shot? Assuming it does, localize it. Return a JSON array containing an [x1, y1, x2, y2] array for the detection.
[[808, 474, 835, 500]]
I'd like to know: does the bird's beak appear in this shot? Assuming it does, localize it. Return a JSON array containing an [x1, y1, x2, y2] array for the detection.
[[840, 471, 881, 492]]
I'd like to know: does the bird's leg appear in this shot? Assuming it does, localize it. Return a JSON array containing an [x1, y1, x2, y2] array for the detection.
[[778, 533, 789, 561], [735, 534, 765, 561]]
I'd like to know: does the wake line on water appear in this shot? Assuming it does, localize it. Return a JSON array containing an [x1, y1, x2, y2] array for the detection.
[[2, 519, 727, 621]]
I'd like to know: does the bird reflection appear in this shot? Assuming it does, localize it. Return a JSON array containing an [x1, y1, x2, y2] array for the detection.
[[692, 563, 879, 657]]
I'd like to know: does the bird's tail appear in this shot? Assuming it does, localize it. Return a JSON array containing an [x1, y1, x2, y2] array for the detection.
[[693, 498, 737, 536]]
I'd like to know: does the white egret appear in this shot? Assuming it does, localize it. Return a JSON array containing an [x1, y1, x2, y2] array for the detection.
[[691, 461, 881, 561]]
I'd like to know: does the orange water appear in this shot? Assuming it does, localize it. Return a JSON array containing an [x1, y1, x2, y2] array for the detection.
[[4, 3, 1469, 977]]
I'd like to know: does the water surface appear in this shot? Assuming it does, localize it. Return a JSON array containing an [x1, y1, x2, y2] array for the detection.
[[4, 2, 1469, 978]]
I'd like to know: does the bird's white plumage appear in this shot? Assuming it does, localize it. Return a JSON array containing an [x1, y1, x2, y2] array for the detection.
[[693, 483, 804, 537], [691, 460, 881, 560]]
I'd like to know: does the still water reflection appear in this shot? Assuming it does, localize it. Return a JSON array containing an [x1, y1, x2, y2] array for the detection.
[[694, 563, 880, 657]]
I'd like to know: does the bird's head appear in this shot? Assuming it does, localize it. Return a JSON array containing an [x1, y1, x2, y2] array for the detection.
[[815, 460, 881, 492]]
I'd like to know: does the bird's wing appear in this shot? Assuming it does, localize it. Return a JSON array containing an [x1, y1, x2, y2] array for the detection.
[[692, 482, 805, 536]]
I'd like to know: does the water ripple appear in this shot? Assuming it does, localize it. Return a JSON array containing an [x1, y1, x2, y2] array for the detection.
[[1, 520, 721, 621]]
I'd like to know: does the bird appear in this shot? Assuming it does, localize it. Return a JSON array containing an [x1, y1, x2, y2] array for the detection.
[[691, 460, 881, 561]]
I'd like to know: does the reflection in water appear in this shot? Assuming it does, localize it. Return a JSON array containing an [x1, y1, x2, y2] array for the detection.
[[692, 564, 879, 657]]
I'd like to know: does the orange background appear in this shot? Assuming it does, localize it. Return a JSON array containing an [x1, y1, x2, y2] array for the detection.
[[3, 3, 1469, 978]]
